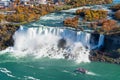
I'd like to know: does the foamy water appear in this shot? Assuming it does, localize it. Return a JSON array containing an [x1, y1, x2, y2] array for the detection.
[[1, 25, 105, 63], [3, 26, 91, 63], [0, 68, 15, 78]]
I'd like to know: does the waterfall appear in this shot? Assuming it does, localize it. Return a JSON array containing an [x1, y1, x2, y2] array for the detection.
[[13, 26, 91, 49], [2, 26, 104, 63], [1, 26, 91, 63], [98, 34, 104, 48], [91, 34, 105, 49]]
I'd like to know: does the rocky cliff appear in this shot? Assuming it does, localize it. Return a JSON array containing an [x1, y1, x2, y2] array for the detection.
[[0, 24, 19, 50], [90, 33, 120, 64]]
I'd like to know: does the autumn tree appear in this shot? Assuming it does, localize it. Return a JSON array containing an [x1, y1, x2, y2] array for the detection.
[[76, 9, 108, 21], [63, 16, 79, 28], [0, 14, 5, 22], [101, 20, 118, 32], [114, 10, 120, 20], [110, 4, 120, 11], [14, 0, 20, 5]]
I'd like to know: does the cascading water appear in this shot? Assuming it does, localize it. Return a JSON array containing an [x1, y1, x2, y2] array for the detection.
[[2, 26, 104, 63], [91, 34, 105, 49], [97, 34, 104, 48]]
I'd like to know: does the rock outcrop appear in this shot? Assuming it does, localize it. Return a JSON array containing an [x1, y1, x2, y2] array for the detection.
[[90, 50, 120, 64], [0, 24, 19, 50], [89, 34, 120, 64]]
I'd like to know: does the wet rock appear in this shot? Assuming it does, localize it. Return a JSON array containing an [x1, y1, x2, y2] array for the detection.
[[103, 34, 120, 52], [89, 50, 120, 64], [0, 24, 19, 50], [58, 38, 66, 49]]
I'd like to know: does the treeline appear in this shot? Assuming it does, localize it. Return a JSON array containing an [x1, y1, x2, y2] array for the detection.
[[76, 9, 108, 21], [66, 0, 113, 7], [110, 4, 120, 20], [0, 4, 55, 23], [63, 16, 79, 28], [6, 5, 55, 23]]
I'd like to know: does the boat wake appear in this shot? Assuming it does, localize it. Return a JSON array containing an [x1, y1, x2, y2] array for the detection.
[[62, 70, 77, 76], [0, 68, 15, 78], [24, 76, 40, 80], [86, 71, 99, 76]]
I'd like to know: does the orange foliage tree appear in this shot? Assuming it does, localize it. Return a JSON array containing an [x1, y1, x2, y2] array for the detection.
[[63, 16, 79, 28], [0, 14, 5, 22], [114, 10, 120, 20], [76, 9, 108, 21], [101, 20, 118, 32]]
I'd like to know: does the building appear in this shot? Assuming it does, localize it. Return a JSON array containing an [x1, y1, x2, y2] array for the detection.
[[38, 0, 47, 4], [0, 0, 11, 8], [53, 0, 64, 5], [53, 0, 64, 3], [20, 0, 30, 4]]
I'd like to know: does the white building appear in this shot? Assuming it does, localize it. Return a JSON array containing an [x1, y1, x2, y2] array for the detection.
[[37, 0, 47, 4], [20, 0, 47, 5], [0, 0, 11, 8]]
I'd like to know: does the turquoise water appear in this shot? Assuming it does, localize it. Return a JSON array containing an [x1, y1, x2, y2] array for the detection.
[[0, 0, 120, 80], [0, 54, 120, 80]]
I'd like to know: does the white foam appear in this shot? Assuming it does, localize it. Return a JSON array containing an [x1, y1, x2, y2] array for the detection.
[[61, 5, 110, 14], [86, 71, 99, 76], [31, 23, 46, 27], [2, 27, 92, 63], [24, 76, 40, 80], [61, 6, 91, 13], [0, 68, 15, 78], [2, 26, 104, 63], [40, 13, 65, 21]]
